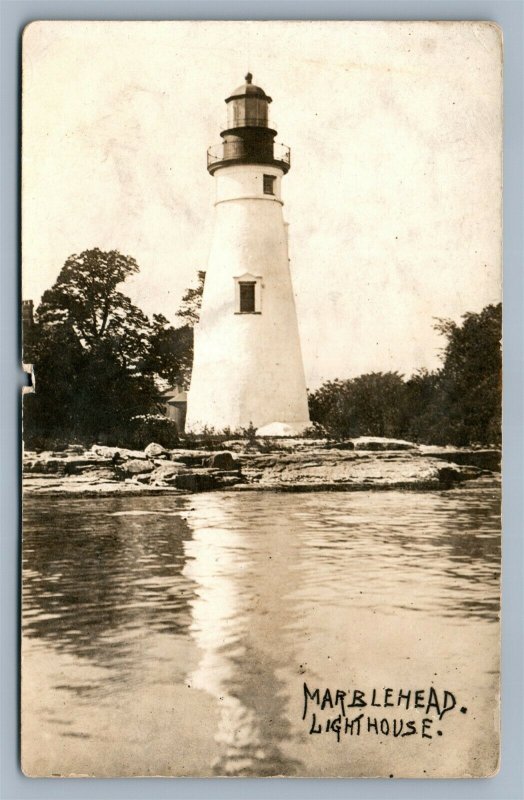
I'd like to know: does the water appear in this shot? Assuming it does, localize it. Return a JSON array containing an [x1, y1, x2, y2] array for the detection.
[[22, 483, 500, 777]]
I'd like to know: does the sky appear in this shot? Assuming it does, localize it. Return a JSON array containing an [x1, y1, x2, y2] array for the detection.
[[22, 20, 502, 388]]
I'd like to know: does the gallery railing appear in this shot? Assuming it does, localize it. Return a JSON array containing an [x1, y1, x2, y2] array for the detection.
[[207, 141, 291, 169]]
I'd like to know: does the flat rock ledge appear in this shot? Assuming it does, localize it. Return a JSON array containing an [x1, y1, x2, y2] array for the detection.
[[23, 439, 500, 496]]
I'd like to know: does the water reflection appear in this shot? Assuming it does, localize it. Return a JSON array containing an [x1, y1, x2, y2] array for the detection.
[[23, 497, 196, 673], [184, 497, 302, 775], [22, 483, 500, 776]]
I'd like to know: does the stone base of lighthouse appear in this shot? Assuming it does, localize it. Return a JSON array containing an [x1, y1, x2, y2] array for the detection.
[[185, 163, 310, 436]]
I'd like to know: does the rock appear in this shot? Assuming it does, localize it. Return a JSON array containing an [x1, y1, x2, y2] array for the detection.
[[91, 445, 121, 458], [352, 437, 417, 451], [63, 458, 111, 475], [82, 468, 116, 482], [256, 422, 309, 437], [23, 454, 114, 475], [23, 458, 66, 474], [23, 439, 493, 495], [119, 459, 154, 476], [173, 472, 218, 492], [136, 473, 153, 483], [214, 473, 246, 488], [424, 449, 501, 472], [168, 449, 210, 466], [91, 445, 148, 460], [162, 474, 185, 486], [220, 439, 251, 453], [144, 442, 166, 458], [205, 451, 238, 471], [325, 440, 355, 450], [437, 465, 483, 486], [151, 463, 185, 483]]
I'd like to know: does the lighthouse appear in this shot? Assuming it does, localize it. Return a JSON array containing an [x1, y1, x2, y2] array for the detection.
[[185, 74, 311, 435]]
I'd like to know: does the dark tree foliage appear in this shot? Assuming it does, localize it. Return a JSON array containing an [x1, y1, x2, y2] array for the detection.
[[145, 315, 194, 387], [403, 369, 445, 443], [309, 303, 501, 446], [176, 270, 206, 327], [168, 269, 205, 387], [309, 372, 407, 439], [24, 249, 189, 448], [38, 249, 145, 355], [430, 304, 502, 445], [23, 323, 86, 444]]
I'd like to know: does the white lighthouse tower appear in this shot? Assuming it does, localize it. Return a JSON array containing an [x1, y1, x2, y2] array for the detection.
[[185, 73, 310, 435]]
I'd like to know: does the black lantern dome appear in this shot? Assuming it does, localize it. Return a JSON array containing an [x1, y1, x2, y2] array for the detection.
[[207, 74, 290, 175], [226, 72, 272, 103]]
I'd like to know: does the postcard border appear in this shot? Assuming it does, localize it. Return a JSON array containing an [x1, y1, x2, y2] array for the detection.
[[2, 2, 522, 799]]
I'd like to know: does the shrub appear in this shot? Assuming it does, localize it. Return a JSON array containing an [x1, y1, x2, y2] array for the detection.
[[125, 415, 179, 449]]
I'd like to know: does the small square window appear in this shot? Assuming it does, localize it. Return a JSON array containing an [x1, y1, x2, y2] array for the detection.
[[263, 175, 276, 195], [239, 282, 256, 313]]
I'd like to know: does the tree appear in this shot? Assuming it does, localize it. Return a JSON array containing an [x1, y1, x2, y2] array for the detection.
[[309, 372, 407, 439], [145, 314, 194, 387], [163, 269, 206, 388], [23, 321, 87, 444], [403, 368, 445, 443], [36, 249, 151, 369], [24, 249, 173, 447], [176, 270, 205, 326], [308, 304, 501, 446], [431, 304, 501, 445]]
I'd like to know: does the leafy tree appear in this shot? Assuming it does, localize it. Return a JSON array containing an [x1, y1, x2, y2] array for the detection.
[[176, 270, 205, 326], [309, 372, 407, 439], [36, 249, 151, 369], [24, 249, 176, 447], [431, 304, 501, 445], [165, 269, 205, 388], [145, 314, 194, 387], [23, 322, 87, 445], [403, 369, 444, 443]]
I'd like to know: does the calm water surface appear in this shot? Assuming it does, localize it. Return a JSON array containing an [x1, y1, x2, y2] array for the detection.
[[22, 484, 500, 777]]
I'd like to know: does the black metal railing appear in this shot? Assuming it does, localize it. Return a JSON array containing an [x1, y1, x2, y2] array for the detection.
[[207, 141, 291, 169]]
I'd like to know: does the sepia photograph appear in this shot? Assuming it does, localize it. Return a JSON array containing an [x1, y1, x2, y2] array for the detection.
[[21, 20, 502, 778]]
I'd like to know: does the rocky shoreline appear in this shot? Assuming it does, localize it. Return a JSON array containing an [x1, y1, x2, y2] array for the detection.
[[23, 437, 501, 496]]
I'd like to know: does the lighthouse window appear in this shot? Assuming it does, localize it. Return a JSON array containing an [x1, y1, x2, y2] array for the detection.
[[239, 282, 256, 313], [263, 174, 276, 195]]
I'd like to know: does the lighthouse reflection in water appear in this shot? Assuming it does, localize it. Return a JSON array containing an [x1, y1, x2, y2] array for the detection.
[[184, 496, 301, 775], [22, 487, 500, 777]]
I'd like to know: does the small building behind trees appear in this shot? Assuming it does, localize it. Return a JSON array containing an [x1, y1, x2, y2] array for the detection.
[[160, 383, 188, 432]]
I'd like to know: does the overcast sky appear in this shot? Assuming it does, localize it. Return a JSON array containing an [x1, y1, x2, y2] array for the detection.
[[22, 20, 502, 388]]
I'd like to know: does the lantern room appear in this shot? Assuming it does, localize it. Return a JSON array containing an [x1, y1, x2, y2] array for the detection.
[[207, 74, 290, 175], [224, 72, 272, 129]]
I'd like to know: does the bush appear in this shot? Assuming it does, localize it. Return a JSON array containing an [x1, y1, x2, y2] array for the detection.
[[309, 372, 407, 439], [125, 415, 179, 449]]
